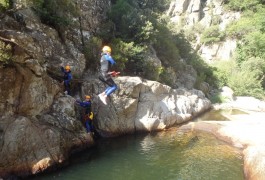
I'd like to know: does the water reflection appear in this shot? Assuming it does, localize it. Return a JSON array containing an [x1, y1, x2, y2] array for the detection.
[[195, 108, 248, 121], [139, 135, 156, 153]]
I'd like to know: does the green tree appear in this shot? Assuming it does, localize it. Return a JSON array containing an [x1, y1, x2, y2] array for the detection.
[[201, 25, 225, 44], [212, 61, 237, 88], [83, 37, 102, 72], [0, 40, 12, 65], [242, 32, 265, 59], [110, 38, 146, 73], [223, 0, 265, 98], [0, 0, 9, 12], [240, 57, 265, 88], [225, 0, 262, 11], [109, 0, 169, 43], [228, 68, 264, 98], [30, 0, 78, 41], [153, 24, 181, 70], [100, 0, 175, 81], [212, 60, 264, 99]]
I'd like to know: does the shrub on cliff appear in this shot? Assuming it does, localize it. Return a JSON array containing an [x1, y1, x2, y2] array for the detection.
[[0, 0, 9, 12], [225, 0, 262, 11], [30, 0, 79, 41], [110, 39, 146, 74], [212, 60, 264, 99], [201, 26, 225, 45], [0, 40, 12, 65], [225, 2, 265, 94]]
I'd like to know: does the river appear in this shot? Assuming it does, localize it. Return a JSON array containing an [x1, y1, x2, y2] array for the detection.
[[29, 109, 245, 180]]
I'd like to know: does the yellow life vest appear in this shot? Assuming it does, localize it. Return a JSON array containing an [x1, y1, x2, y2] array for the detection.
[[89, 112, 94, 120], [84, 112, 93, 121]]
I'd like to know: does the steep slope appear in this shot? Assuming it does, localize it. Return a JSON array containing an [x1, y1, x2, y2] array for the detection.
[[168, 0, 240, 62]]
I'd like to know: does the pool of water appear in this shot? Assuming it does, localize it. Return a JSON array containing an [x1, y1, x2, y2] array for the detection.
[[30, 130, 244, 180], [195, 108, 248, 121]]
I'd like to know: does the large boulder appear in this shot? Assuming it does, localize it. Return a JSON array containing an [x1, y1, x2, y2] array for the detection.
[[244, 146, 265, 180], [179, 110, 265, 180], [0, 98, 94, 177], [82, 76, 212, 137]]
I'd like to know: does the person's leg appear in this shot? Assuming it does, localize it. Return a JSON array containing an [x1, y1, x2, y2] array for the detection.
[[105, 78, 117, 96], [99, 74, 113, 87], [105, 85, 117, 96], [85, 120, 91, 133], [104, 87, 112, 94], [88, 120, 93, 132], [98, 75, 111, 96], [64, 81, 71, 95], [67, 83, 71, 95]]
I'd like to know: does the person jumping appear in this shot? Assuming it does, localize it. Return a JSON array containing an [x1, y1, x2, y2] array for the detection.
[[98, 46, 118, 105]]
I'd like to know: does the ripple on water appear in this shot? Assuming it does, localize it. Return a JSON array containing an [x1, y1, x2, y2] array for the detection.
[[29, 130, 244, 180]]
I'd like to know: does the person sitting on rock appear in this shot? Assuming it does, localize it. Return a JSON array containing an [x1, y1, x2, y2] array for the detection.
[[75, 95, 94, 133], [60, 63, 72, 95], [98, 45, 118, 105]]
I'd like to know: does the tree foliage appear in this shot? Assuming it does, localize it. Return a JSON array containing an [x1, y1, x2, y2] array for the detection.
[[218, 0, 265, 99], [99, 0, 182, 82], [212, 60, 264, 99], [153, 24, 181, 70], [0, 40, 12, 65], [102, 0, 216, 87], [30, 0, 78, 38], [0, 0, 9, 12], [109, 0, 165, 44], [110, 39, 147, 73], [83, 37, 102, 72], [201, 25, 225, 44], [224, 0, 263, 11]]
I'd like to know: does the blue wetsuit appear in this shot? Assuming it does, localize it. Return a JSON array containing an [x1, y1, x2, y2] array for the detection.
[[61, 67, 72, 95], [99, 53, 118, 96], [76, 100, 93, 133]]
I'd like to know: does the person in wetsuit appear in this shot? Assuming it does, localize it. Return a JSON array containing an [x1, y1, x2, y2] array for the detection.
[[61, 64, 72, 95], [75, 95, 94, 133], [98, 46, 118, 105]]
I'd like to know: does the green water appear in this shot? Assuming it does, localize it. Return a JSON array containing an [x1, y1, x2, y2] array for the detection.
[[30, 131, 244, 180], [195, 108, 248, 121]]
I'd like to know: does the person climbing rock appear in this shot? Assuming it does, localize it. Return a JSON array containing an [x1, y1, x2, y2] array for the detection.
[[60, 63, 72, 95], [75, 95, 94, 133], [98, 45, 119, 105]]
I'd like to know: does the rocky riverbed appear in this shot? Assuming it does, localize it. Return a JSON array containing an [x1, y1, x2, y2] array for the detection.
[[178, 96, 265, 180]]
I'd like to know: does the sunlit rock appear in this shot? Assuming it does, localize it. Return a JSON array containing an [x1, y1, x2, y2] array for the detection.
[[91, 76, 211, 136]]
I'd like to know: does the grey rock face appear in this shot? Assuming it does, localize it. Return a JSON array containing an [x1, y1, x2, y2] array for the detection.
[[168, 0, 240, 62], [0, 0, 108, 177], [87, 76, 211, 136]]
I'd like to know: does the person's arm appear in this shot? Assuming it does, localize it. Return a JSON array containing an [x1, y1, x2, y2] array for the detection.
[[78, 101, 91, 107], [75, 99, 81, 104], [105, 54, 116, 65], [60, 63, 65, 73], [60, 66, 65, 84], [105, 55, 117, 73]]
